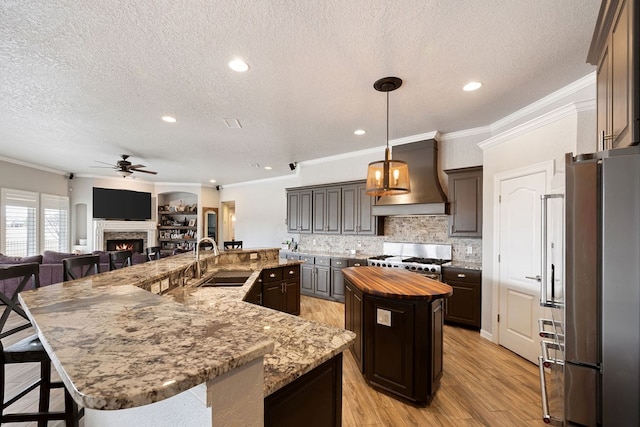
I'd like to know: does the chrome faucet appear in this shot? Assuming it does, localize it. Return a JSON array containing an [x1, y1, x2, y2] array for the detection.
[[195, 237, 219, 278]]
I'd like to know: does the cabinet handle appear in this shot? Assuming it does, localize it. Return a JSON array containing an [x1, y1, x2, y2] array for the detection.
[[600, 130, 616, 151], [353, 263, 361, 267], [288, 270, 294, 275], [457, 273, 466, 278], [281, 283, 285, 293], [269, 273, 276, 278]]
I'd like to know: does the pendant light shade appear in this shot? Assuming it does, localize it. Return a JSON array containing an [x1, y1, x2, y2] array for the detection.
[[365, 77, 411, 196]]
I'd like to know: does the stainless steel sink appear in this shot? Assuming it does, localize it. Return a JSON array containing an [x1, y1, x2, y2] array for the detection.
[[199, 270, 252, 287]]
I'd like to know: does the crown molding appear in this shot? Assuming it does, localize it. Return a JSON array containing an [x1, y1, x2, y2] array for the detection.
[[0, 155, 67, 176], [478, 99, 597, 150]]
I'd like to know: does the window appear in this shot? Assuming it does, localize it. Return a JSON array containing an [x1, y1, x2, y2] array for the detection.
[[1, 189, 69, 256], [1, 189, 38, 256], [41, 194, 69, 253]]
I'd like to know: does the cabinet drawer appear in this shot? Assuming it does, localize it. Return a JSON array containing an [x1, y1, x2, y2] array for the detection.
[[315, 256, 330, 266], [263, 268, 283, 283], [330, 257, 348, 267], [283, 265, 300, 279], [348, 258, 366, 267], [442, 267, 481, 284], [299, 255, 315, 264]]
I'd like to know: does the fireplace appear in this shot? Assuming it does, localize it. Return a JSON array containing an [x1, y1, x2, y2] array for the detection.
[[94, 220, 157, 252], [106, 239, 144, 253]]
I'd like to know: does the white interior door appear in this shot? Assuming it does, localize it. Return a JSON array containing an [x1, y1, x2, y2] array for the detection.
[[498, 170, 547, 363]]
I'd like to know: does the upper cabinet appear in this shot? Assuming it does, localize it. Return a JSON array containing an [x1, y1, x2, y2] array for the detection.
[[588, 0, 639, 149], [312, 186, 342, 234], [341, 182, 383, 235], [287, 180, 382, 236], [444, 166, 482, 237], [287, 189, 312, 233]]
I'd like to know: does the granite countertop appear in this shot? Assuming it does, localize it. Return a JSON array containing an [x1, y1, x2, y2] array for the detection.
[[444, 261, 483, 271], [19, 249, 355, 410]]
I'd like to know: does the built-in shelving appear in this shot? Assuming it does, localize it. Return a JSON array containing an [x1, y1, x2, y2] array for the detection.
[[158, 199, 198, 252]]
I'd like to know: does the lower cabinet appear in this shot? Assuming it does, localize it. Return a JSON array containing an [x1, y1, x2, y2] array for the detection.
[[442, 267, 481, 329], [261, 265, 300, 315], [344, 281, 364, 372], [302, 255, 366, 302], [264, 354, 342, 427]]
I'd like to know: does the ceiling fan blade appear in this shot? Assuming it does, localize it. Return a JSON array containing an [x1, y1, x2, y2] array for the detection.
[[130, 168, 157, 175], [128, 164, 145, 169], [94, 160, 115, 166], [89, 165, 116, 169]]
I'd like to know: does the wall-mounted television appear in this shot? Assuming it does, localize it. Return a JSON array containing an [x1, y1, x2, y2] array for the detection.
[[92, 187, 152, 220]]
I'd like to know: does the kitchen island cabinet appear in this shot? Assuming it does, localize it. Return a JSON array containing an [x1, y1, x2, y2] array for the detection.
[[19, 249, 354, 426], [342, 266, 452, 405], [442, 265, 482, 329]]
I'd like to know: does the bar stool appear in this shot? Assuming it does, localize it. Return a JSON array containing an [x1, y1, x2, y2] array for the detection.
[[109, 250, 132, 271], [62, 254, 100, 281], [224, 240, 243, 250], [146, 246, 161, 261], [0, 263, 80, 426]]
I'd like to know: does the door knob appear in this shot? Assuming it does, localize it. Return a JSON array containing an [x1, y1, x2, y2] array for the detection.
[[525, 275, 541, 282]]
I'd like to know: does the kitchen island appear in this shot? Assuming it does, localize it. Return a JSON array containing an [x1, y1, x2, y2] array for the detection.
[[342, 266, 452, 405], [18, 248, 355, 426]]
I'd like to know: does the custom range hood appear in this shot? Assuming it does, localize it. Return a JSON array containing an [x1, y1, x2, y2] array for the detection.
[[371, 139, 449, 216]]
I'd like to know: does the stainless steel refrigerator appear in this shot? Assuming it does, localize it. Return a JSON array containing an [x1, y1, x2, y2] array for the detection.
[[541, 146, 640, 426]]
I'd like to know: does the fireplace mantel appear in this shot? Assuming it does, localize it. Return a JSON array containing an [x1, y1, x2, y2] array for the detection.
[[94, 220, 157, 252]]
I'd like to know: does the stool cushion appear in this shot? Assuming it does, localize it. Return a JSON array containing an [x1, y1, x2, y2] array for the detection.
[[3, 334, 48, 363]]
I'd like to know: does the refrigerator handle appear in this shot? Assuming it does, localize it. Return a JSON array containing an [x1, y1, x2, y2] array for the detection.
[[540, 194, 564, 308], [538, 356, 563, 426]]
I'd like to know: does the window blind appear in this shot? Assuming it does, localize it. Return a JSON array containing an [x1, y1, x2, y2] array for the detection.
[[41, 193, 69, 253], [1, 188, 38, 256]]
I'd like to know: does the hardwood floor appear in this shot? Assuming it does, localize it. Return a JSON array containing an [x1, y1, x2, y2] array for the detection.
[[300, 295, 547, 427], [4, 297, 546, 426]]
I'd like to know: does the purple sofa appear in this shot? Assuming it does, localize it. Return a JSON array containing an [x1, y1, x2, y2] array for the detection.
[[0, 250, 149, 296]]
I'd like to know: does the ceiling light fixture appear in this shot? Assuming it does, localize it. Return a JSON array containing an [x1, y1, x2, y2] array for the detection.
[[228, 59, 249, 72], [354, 129, 366, 135], [162, 116, 176, 123], [118, 170, 133, 178], [264, 166, 272, 170], [209, 179, 216, 183], [463, 81, 483, 91], [365, 77, 410, 196]]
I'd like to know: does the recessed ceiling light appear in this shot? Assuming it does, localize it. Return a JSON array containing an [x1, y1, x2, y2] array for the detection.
[[463, 81, 483, 92], [209, 179, 216, 183], [354, 129, 366, 135], [264, 166, 272, 170], [228, 59, 249, 72], [162, 116, 176, 123]]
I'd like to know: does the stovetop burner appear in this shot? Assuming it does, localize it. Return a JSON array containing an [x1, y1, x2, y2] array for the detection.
[[403, 257, 450, 265], [368, 255, 395, 260]]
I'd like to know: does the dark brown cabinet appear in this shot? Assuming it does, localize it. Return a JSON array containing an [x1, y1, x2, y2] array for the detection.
[[287, 190, 312, 233], [341, 182, 383, 235], [442, 267, 482, 329], [588, 0, 639, 149], [444, 166, 482, 237], [312, 187, 342, 234], [264, 354, 342, 427], [261, 266, 300, 315], [344, 281, 364, 372]]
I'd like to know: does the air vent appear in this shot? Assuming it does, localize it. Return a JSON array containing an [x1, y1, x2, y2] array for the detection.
[[248, 163, 260, 168], [224, 118, 242, 129]]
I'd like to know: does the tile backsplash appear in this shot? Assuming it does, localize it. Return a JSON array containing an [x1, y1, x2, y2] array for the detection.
[[293, 215, 481, 263]]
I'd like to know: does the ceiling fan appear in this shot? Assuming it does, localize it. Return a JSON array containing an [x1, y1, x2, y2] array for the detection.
[[92, 154, 158, 177]]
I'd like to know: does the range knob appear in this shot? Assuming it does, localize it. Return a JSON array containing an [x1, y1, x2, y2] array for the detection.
[[404, 266, 410, 270], [431, 268, 436, 272], [381, 263, 387, 267], [410, 266, 417, 271]]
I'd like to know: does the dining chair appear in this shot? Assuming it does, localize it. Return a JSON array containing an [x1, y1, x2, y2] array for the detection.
[[145, 246, 161, 261], [109, 250, 132, 271], [0, 263, 80, 426], [62, 254, 100, 281], [223, 241, 243, 250]]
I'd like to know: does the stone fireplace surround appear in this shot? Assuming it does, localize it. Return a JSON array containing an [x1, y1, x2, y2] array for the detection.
[[93, 220, 157, 252]]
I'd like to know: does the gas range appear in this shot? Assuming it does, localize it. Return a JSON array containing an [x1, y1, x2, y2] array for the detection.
[[367, 242, 451, 279]]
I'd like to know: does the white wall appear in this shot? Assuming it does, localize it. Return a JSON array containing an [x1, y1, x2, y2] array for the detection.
[[479, 105, 596, 337], [0, 158, 68, 196]]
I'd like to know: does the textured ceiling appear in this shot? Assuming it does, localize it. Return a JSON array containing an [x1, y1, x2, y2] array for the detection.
[[0, 0, 600, 185]]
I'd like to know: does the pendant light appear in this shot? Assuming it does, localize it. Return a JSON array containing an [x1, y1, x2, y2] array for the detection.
[[365, 77, 410, 196]]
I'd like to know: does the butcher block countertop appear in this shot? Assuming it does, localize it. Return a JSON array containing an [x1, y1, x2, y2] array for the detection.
[[342, 266, 453, 300]]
